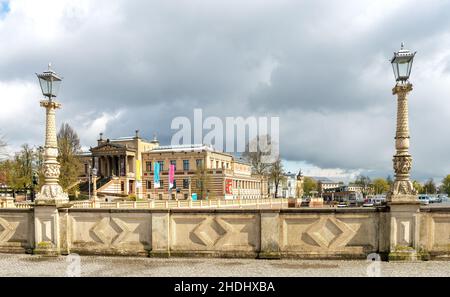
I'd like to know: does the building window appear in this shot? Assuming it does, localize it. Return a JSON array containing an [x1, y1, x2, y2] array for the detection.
[[216, 161, 219, 168], [158, 161, 164, 171], [184, 193, 188, 199], [172, 180, 177, 189], [170, 160, 177, 170], [146, 161, 152, 172], [196, 159, 203, 169], [183, 179, 189, 189], [121, 181, 125, 192], [146, 180, 151, 189], [183, 160, 190, 171]]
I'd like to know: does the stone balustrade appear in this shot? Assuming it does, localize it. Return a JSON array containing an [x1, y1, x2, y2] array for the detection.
[[69, 198, 289, 209], [1, 204, 449, 259]]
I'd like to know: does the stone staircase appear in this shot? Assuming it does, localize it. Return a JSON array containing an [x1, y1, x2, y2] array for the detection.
[[78, 177, 111, 193], [97, 178, 123, 195]]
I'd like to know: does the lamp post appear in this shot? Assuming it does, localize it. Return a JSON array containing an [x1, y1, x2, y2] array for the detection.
[[88, 163, 91, 200], [35, 64, 68, 204], [92, 167, 98, 201], [387, 43, 418, 203]]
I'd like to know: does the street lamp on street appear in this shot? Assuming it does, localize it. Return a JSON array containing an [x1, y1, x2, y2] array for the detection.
[[387, 43, 418, 202], [35, 64, 68, 204]]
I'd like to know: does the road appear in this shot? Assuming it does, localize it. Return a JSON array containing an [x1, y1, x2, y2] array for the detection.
[[0, 254, 449, 277]]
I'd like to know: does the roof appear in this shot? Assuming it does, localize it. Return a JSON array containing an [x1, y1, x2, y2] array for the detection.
[[146, 144, 216, 153], [284, 172, 297, 178], [76, 151, 92, 157], [233, 157, 252, 166], [109, 136, 151, 143], [90, 142, 136, 152], [311, 177, 339, 183]]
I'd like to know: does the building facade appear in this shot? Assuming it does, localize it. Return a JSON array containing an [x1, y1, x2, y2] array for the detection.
[[141, 144, 267, 200], [78, 131, 159, 197], [269, 170, 304, 198], [79, 139, 267, 200], [315, 178, 343, 196]]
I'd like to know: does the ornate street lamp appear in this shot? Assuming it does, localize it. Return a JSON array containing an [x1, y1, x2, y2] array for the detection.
[[387, 43, 417, 202], [35, 64, 68, 204]]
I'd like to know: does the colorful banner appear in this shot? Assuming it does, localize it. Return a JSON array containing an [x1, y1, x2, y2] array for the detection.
[[225, 179, 233, 194], [135, 159, 141, 181], [169, 164, 175, 190], [154, 162, 160, 188]]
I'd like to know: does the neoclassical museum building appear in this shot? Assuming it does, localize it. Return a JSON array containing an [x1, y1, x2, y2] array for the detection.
[[78, 131, 267, 200]]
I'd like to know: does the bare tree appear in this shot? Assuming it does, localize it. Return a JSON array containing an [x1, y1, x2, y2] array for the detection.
[[193, 163, 213, 200], [242, 134, 274, 176], [57, 123, 82, 193], [57, 123, 81, 155], [0, 135, 7, 160], [269, 157, 285, 198]]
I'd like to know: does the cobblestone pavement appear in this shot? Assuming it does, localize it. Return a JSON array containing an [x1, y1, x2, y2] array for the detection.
[[0, 254, 449, 277]]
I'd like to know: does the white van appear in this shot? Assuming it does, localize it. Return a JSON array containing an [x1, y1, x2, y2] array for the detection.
[[418, 195, 430, 205]]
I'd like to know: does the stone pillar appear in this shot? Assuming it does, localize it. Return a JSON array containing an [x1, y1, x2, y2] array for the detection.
[[33, 100, 70, 256], [387, 83, 422, 261], [258, 210, 281, 259], [150, 210, 170, 257], [33, 206, 61, 255], [388, 83, 417, 201], [1, 196, 15, 208], [35, 100, 68, 204], [92, 173, 99, 202]]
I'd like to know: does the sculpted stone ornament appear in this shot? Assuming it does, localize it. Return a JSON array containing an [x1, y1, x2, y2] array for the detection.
[[390, 180, 417, 197], [43, 163, 60, 178], [393, 155, 412, 174], [37, 184, 68, 202]]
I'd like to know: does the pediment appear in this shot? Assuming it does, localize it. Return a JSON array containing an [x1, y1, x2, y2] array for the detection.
[[91, 143, 128, 153]]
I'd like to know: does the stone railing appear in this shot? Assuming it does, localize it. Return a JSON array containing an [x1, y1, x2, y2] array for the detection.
[[0, 197, 33, 209], [14, 202, 34, 209], [1, 200, 449, 260], [70, 198, 290, 209]]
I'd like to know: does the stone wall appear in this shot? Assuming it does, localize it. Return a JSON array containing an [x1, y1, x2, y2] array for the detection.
[[418, 207, 450, 259], [0, 209, 34, 253], [60, 208, 388, 259], [1, 206, 449, 260]]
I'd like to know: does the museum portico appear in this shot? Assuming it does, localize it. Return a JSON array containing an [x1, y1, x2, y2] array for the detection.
[[79, 131, 159, 196]]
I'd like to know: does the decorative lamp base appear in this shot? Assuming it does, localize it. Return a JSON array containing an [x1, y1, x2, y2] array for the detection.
[[35, 184, 69, 206]]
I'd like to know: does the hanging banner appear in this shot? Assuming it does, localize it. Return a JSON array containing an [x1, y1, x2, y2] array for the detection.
[[225, 179, 233, 194], [135, 159, 141, 181], [154, 162, 160, 188], [169, 164, 175, 190]]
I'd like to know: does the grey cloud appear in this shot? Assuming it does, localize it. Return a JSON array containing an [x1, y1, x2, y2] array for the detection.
[[1, 0, 449, 182]]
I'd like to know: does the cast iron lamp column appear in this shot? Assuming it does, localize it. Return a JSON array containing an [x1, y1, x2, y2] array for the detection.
[[35, 64, 68, 204], [387, 43, 418, 203]]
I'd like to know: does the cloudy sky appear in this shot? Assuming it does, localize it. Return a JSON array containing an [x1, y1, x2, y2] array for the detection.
[[0, 0, 449, 183]]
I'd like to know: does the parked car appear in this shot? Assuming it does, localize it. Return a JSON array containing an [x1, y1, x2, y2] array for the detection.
[[438, 194, 449, 202], [434, 196, 442, 203], [363, 202, 374, 207], [418, 195, 430, 205]]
